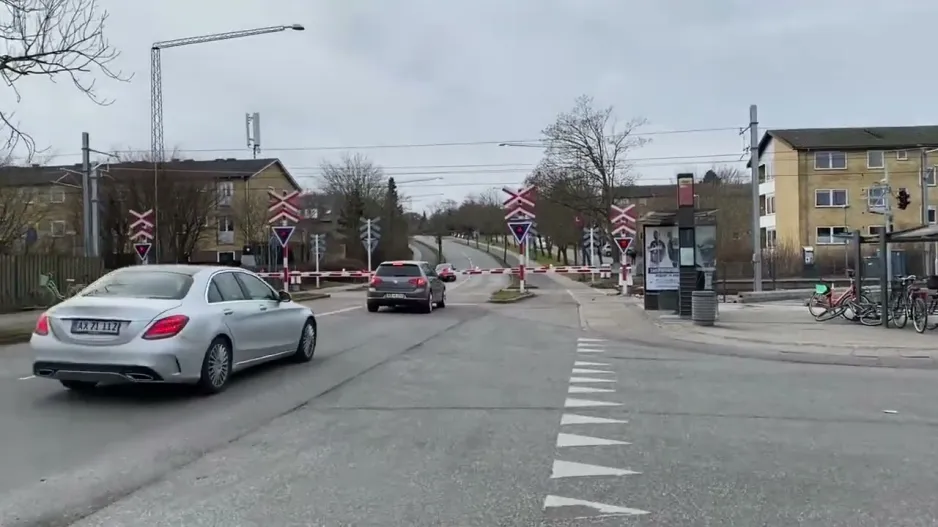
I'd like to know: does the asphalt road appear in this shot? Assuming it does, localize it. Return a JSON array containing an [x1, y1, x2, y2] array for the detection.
[[5, 241, 938, 526]]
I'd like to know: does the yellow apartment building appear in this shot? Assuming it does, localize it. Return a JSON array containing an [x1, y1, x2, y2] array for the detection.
[[0, 157, 302, 263], [756, 126, 938, 251]]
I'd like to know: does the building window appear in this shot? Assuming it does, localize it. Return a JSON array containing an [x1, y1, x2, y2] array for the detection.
[[303, 208, 318, 219], [217, 215, 234, 232], [761, 228, 777, 249], [867, 185, 888, 209], [765, 194, 775, 215], [49, 187, 66, 203], [50, 220, 66, 237], [217, 251, 236, 264], [816, 226, 849, 245], [929, 206, 936, 225], [217, 181, 234, 205], [815, 189, 848, 207], [814, 151, 847, 170], [868, 225, 885, 237], [866, 150, 884, 169], [896, 150, 909, 161], [928, 166, 938, 186]]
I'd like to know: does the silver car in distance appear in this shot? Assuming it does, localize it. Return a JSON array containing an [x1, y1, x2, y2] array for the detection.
[[30, 265, 318, 395]]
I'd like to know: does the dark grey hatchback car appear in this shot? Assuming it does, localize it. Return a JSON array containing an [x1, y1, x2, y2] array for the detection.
[[366, 260, 446, 313]]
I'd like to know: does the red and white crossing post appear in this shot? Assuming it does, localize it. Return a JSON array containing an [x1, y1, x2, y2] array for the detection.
[[268, 189, 301, 289], [503, 185, 536, 293], [129, 209, 154, 264], [610, 204, 637, 294]]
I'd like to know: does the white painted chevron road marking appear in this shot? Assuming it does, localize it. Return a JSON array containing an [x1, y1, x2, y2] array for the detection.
[[568, 385, 615, 394], [551, 460, 640, 478], [564, 398, 621, 408], [556, 433, 629, 447], [543, 495, 649, 517], [561, 414, 628, 425]]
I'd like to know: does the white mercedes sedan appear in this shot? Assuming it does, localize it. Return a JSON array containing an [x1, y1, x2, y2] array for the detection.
[[30, 265, 317, 395]]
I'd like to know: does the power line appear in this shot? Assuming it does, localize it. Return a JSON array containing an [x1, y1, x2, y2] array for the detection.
[[34, 126, 746, 159]]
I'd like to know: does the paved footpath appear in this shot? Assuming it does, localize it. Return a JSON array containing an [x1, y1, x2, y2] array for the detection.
[[457, 238, 938, 369]]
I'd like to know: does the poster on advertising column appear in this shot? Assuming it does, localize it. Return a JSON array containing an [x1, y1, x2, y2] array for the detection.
[[643, 225, 679, 291]]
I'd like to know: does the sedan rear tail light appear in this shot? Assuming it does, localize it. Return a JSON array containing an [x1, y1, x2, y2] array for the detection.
[[34, 313, 49, 336], [142, 315, 189, 340], [409, 277, 427, 287], [370, 277, 382, 287]]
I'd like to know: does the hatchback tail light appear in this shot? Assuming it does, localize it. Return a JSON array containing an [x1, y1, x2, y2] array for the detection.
[[409, 277, 427, 287], [370, 277, 382, 287], [142, 315, 189, 340], [34, 313, 49, 336]]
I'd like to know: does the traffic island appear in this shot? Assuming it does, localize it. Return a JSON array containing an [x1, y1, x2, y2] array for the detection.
[[488, 288, 536, 304]]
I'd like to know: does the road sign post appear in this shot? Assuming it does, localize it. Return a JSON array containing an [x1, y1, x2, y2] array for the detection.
[[614, 236, 634, 294], [359, 218, 381, 274], [610, 204, 638, 296], [503, 185, 536, 293], [268, 189, 301, 289], [129, 209, 155, 264], [581, 227, 600, 283], [311, 234, 326, 288]]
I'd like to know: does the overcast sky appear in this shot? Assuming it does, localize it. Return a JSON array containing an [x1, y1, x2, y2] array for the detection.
[[9, 0, 938, 212]]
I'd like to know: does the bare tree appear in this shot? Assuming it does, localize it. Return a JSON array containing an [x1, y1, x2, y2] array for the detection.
[[319, 153, 386, 263], [1, 0, 129, 157], [0, 184, 46, 253], [537, 95, 650, 227], [232, 189, 268, 246]]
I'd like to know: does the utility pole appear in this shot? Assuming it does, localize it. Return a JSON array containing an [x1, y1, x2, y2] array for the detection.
[[921, 148, 932, 275], [80, 133, 92, 257], [885, 163, 894, 292], [748, 104, 763, 291], [246, 112, 261, 158]]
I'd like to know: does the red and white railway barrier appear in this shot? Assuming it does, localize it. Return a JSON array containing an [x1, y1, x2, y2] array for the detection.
[[256, 266, 612, 280]]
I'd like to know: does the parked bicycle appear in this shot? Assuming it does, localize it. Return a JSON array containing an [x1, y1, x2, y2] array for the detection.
[[859, 275, 917, 328], [807, 269, 874, 322], [32, 272, 85, 308]]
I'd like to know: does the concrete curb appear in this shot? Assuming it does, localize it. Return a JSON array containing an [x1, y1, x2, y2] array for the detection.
[[609, 303, 938, 369], [488, 292, 536, 304]]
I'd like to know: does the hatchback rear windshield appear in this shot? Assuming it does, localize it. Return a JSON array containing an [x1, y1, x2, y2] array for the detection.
[[375, 264, 422, 277], [81, 271, 194, 300]]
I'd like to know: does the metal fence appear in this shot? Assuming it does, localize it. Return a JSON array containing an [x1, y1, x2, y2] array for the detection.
[[0, 255, 107, 312]]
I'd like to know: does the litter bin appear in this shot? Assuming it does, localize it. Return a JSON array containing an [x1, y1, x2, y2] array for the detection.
[[691, 290, 718, 326]]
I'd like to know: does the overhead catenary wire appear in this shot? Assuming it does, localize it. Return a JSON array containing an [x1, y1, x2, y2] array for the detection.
[[17, 126, 747, 160]]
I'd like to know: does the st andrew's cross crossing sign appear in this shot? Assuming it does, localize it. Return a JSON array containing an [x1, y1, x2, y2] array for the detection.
[[610, 203, 637, 236], [507, 220, 533, 245], [502, 185, 536, 220], [267, 189, 301, 225]]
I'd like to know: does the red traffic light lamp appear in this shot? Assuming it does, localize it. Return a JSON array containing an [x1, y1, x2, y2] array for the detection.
[[897, 189, 911, 210]]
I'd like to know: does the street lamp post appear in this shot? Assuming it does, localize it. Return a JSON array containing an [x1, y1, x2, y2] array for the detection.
[[149, 23, 304, 261]]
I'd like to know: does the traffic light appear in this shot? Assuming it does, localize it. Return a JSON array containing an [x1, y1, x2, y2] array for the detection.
[[897, 189, 911, 210]]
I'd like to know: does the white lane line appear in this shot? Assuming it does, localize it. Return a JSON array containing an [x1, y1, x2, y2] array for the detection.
[[569, 376, 616, 383], [564, 397, 621, 407], [543, 495, 649, 517], [19, 304, 366, 380], [556, 432, 630, 447], [574, 361, 610, 367], [571, 368, 614, 375], [318, 306, 362, 317], [551, 460, 640, 478], [561, 414, 628, 425], [578, 337, 606, 342], [568, 385, 615, 394], [446, 251, 473, 292]]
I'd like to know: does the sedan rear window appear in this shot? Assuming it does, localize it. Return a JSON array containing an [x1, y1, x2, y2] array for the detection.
[[375, 264, 422, 277], [81, 271, 194, 300]]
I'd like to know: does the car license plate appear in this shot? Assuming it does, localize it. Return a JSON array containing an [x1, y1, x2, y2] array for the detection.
[[385, 294, 406, 299], [70, 319, 121, 335]]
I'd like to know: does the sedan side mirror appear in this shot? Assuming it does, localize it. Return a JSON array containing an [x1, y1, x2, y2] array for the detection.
[[278, 290, 292, 303]]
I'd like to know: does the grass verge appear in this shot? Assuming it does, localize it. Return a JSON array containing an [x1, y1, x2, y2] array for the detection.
[[412, 238, 444, 265], [489, 288, 536, 304]]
